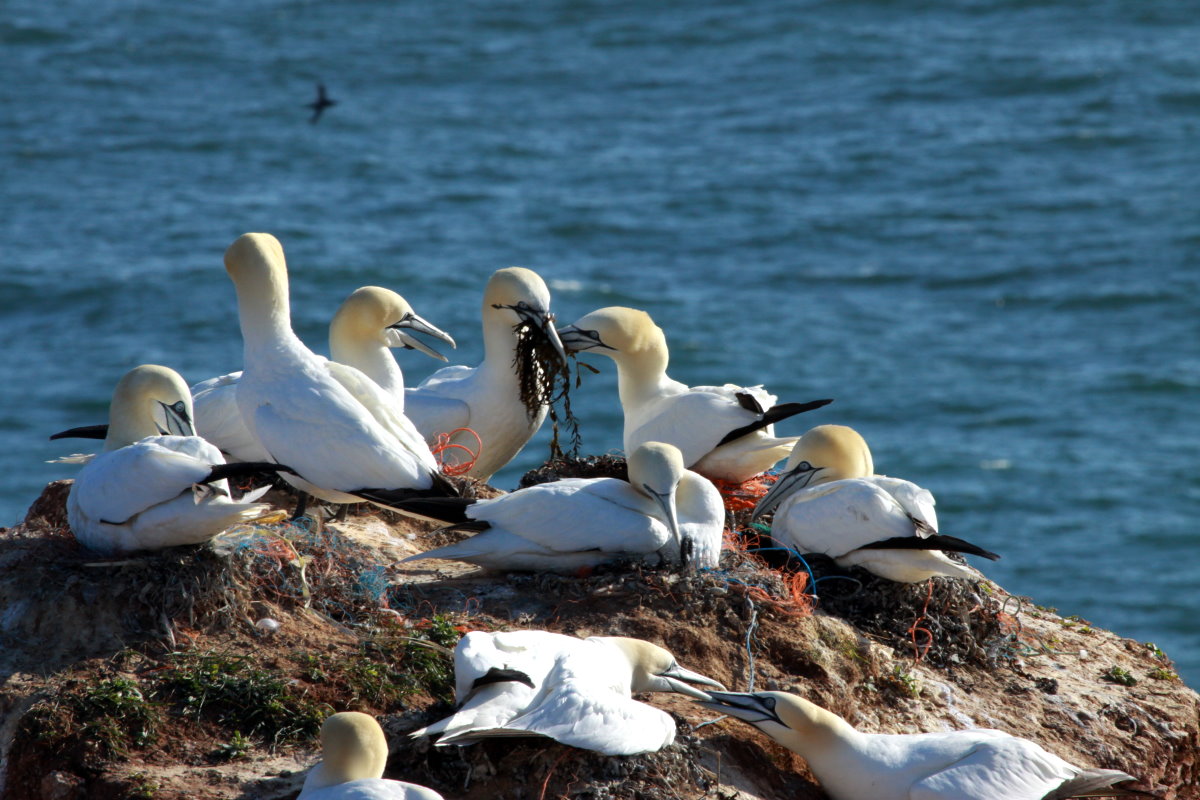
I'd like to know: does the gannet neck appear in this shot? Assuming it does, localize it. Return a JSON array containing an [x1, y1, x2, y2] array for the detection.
[[601, 636, 725, 699], [770, 694, 864, 757], [787, 424, 874, 486], [329, 288, 406, 397], [224, 233, 298, 349], [307, 712, 388, 790], [105, 365, 195, 451]]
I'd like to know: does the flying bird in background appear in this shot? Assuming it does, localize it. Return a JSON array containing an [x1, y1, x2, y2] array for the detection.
[[308, 83, 336, 124]]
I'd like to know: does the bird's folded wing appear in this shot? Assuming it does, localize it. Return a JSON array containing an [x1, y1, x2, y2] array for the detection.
[[404, 365, 475, 436], [470, 479, 669, 552], [778, 479, 920, 557], [73, 442, 214, 525], [496, 680, 676, 756], [191, 372, 267, 461], [909, 735, 1077, 800], [325, 361, 438, 469], [868, 474, 938, 533], [626, 390, 752, 465], [250, 377, 433, 492]]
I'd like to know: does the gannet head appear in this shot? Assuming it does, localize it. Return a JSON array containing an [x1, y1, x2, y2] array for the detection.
[[105, 365, 196, 450], [752, 425, 874, 520], [602, 637, 726, 699], [224, 233, 291, 329], [331, 286, 456, 362], [309, 712, 389, 789], [697, 690, 852, 755], [628, 442, 689, 564], [557, 306, 666, 364], [483, 267, 566, 362]]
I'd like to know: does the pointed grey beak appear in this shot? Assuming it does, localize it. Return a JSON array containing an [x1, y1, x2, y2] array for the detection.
[[752, 463, 822, 521], [659, 665, 727, 699], [156, 400, 195, 438], [387, 311, 457, 362], [696, 691, 785, 726], [557, 324, 616, 354], [645, 482, 686, 568]]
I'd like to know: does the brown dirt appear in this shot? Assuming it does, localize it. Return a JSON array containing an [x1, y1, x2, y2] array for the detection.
[[1, 478, 1196, 800]]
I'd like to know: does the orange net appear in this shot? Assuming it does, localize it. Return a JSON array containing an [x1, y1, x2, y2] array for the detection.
[[430, 427, 482, 476]]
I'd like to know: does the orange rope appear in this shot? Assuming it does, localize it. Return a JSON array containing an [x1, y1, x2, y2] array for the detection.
[[907, 578, 935, 663], [431, 427, 482, 476]]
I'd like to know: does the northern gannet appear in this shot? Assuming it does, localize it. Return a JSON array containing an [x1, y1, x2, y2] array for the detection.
[[189, 285, 455, 463], [225, 233, 456, 508], [404, 267, 567, 481], [697, 690, 1146, 800], [558, 307, 831, 483], [66, 365, 288, 554], [413, 631, 725, 756], [752, 425, 999, 582], [299, 712, 443, 800], [400, 441, 724, 571], [50, 286, 455, 467]]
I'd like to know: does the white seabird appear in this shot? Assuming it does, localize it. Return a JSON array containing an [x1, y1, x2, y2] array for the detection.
[[412, 630, 725, 756], [299, 712, 444, 800], [191, 285, 455, 463], [697, 690, 1147, 800], [224, 233, 457, 508], [558, 306, 831, 483], [751, 425, 999, 582], [49, 286, 455, 467], [399, 441, 724, 572], [66, 365, 287, 554], [404, 267, 567, 481]]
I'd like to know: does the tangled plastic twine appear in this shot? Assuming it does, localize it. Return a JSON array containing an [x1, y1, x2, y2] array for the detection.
[[430, 427, 482, 476]]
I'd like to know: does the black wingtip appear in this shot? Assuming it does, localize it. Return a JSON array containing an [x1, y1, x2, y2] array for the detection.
[[383, 496, 476, 525], [859, 533, 1000, 561], [203, 461, 300, 485], [471, 667, 535, 691], [352, 471, 462, 512], [716, 397, 834, 447], [50, 423, 110, 441]]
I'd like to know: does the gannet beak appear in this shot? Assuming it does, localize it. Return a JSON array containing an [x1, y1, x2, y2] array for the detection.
[[49, 424, 110, 441], [503, 303, 568, 363], [387, 312, 457, 362], [752, 463, 822, 521], [557, 324, 616, 354], [155, 400, 196, 438], [658, 665, 727, 699], [697, 691, 785, 726], [645, 482, 686, 568]]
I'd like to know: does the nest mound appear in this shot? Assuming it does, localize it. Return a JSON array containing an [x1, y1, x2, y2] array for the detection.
[[1, 472, 1196, 799], [518, 453, 628, 487]]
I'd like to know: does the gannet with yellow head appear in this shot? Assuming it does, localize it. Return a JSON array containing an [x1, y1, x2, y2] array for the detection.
[[298, 712, 444, 799], [558, 306, 831, 483], [188, 284, 454, 463], [400, 441, 724, 572], [413, 631, 725, 756], [224, 233, 457, 508], [65, 365, 288, 553], [404, 267, 567, 481], [752, 425, 999, 582], [697, 690, 1146, 800]]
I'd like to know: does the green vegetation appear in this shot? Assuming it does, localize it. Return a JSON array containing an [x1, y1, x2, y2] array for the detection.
[[213, 730, 251, 761], [156, 651, 328, 745], [1148, 667, 1180, 682], [1102, 665, 1138, 687]]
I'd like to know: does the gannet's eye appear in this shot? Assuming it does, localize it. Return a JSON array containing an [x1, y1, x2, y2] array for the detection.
[[171, 401, 187, 415], [763, 697, 777, 710], [586, 330, 602, 341], [796, 461, 813, 471]]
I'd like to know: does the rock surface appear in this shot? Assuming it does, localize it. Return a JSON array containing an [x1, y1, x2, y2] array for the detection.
[[0, 479, 1195, 799]]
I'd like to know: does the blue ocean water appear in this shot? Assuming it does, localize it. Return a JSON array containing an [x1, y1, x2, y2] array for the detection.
[[2, 1, 1197, 680]]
